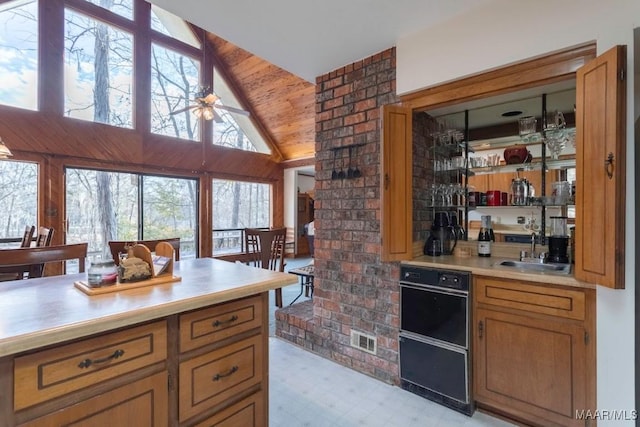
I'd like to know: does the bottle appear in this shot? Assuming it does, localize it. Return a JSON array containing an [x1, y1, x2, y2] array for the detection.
[[478, 215, 492, 257]]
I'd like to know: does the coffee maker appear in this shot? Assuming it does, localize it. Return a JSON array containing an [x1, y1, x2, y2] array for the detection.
[[424, 212, 458, 256], [547, 216, 569, 263]]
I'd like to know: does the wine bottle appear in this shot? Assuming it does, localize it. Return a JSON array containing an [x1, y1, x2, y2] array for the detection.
[[478, 215, 492, 257]]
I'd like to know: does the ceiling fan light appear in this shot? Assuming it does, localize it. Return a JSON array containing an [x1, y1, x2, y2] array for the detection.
[[0, 137, 13, 159], [193, 107, 203, 118], [203, 106, 215, 121]]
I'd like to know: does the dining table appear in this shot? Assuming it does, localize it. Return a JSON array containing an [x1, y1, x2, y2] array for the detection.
[[288, 263, 314, 305]]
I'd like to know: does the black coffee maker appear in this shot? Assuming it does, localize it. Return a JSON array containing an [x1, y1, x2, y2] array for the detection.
[[547, 216, 569, 263], [424, 212, 458, 256]]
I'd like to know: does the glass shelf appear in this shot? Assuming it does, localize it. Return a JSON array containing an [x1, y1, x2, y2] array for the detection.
[[471, 203, 574, 209], [468, 135, 544, 151], [469, 162, 542, 175], [426, 204, 466, 209], [469, 157, 575, 175], [545, 158, 576, 170]]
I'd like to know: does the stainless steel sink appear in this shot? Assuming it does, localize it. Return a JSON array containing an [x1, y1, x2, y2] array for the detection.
[[494, 260, 572, 274]]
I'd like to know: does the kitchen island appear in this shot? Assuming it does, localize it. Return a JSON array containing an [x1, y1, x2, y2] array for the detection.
[[0, 257, 297, 426]]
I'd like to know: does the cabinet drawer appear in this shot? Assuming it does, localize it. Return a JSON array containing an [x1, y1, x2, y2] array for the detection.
[[192, 390, 265, 427], [18, 371, 169, 427], [179, 295, 262, 353], [475, 277, 585, 320], [14, 321, 167, 411], [179, 334, 263, 422]]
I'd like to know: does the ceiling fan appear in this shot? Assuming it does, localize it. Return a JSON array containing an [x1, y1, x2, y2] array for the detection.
[[170, 88, 250, 121]]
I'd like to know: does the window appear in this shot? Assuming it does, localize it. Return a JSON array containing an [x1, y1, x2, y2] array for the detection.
[[0, 0, 38, 111], [64, 9, 134, 128], [212, 179, 271, 254], [83, 0, 133, 20], [150, 4, 199, 48], [212, 69, 268, 154], [0, 159, 38, 248], [66, 168, 198, 259], [150, 43, 200, 141]]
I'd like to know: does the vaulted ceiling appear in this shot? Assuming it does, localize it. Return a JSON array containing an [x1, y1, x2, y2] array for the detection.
[[207, 34, 315, 162], [154, 0, 496, 163]]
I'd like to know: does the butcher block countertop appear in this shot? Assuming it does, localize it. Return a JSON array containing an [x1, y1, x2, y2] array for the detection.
[[0, 258, 297, 358], [404, 255, 595, 289]]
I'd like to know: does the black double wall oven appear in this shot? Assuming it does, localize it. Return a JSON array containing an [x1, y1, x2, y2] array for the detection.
[[399, 266, 473, 415]]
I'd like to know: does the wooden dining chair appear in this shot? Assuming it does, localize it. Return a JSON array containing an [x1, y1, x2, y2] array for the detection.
[[245, 228, 287, 307], [0, 243, 88, 280], [35, 226, 54, 247], [20, 225, 36, 248], [108, 238, 181, 266], [28, 226, 55, 277]]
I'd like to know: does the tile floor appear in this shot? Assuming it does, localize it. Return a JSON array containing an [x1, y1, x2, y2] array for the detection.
[[269, 337, 515, 427], [269, 258, 514, 426]]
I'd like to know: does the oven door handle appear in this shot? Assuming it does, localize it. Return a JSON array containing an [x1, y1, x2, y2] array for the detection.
[[400, 282, 468, 297]]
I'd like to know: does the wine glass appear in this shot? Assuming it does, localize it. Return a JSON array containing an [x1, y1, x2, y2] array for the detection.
[[545, 130, 566, 160]]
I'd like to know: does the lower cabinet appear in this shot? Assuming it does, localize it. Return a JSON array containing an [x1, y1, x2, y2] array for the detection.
[[19, 372, 168, 427], [6, 293, 268, 427], [192, 390, 265, 427], [473, 277, 595, 427]]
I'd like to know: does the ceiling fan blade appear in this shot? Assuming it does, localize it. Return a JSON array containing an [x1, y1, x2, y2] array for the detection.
[[170, 105, 196, 115], [215, 104, 250, 116]]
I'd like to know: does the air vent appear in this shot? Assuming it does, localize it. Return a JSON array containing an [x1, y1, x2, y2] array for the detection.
[[350, 330, 377, 355]]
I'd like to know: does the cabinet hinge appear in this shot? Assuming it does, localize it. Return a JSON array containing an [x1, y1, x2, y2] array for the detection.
[[584, 331, 589, 345], [619, 68, 625, 81], [168, 373, 174, 391]]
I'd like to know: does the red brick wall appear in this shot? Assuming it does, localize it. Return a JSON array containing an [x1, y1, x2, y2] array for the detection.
[[312, 48, 402, 383]]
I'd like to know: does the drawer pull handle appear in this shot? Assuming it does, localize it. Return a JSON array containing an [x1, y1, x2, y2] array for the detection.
[[78, 349, 125, 369], [212, 315, 238, 327], [213, 365, 238, 381]]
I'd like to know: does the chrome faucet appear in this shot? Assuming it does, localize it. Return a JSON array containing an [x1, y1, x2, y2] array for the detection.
[[520, 233, 545, 263]]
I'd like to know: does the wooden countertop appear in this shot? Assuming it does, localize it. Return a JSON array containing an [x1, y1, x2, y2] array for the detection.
[[0, 258, 297, 358], [404, 255, 595, 289]]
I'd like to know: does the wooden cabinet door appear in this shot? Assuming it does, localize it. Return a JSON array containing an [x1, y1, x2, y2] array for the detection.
[[296, 194, 311, 256], [381, 105, 412, 261], [474, 308, 587, 427], [19, 372, 168, 427], [575, 45, 626, 288]]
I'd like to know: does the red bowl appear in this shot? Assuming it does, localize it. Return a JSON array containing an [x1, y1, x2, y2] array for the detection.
[[503, 145, 532, 164]]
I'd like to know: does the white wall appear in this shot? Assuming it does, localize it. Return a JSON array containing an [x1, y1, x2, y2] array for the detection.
[[397, 0, 638, 423]]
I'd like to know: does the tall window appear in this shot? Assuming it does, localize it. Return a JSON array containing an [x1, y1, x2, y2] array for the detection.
[[0, 159, 38, 247], [150, 43, 200, 141], [66, 168, 198, 259], [212, 179, 270, 254], [64, 9, 134, 127], [0, 0, 38, 111]]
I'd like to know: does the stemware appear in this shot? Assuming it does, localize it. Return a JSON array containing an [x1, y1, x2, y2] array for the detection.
[[545, 130, 567, 160]]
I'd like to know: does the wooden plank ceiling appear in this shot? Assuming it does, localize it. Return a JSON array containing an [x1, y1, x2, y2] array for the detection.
[[208, 33, 316, 162]]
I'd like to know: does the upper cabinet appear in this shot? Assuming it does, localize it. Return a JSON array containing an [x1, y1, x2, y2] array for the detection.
[[574, 45, 626, 288], [381, 105, 413, 262]]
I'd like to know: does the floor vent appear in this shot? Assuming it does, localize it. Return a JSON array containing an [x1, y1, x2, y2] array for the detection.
[[350, 330, 377, 355]]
